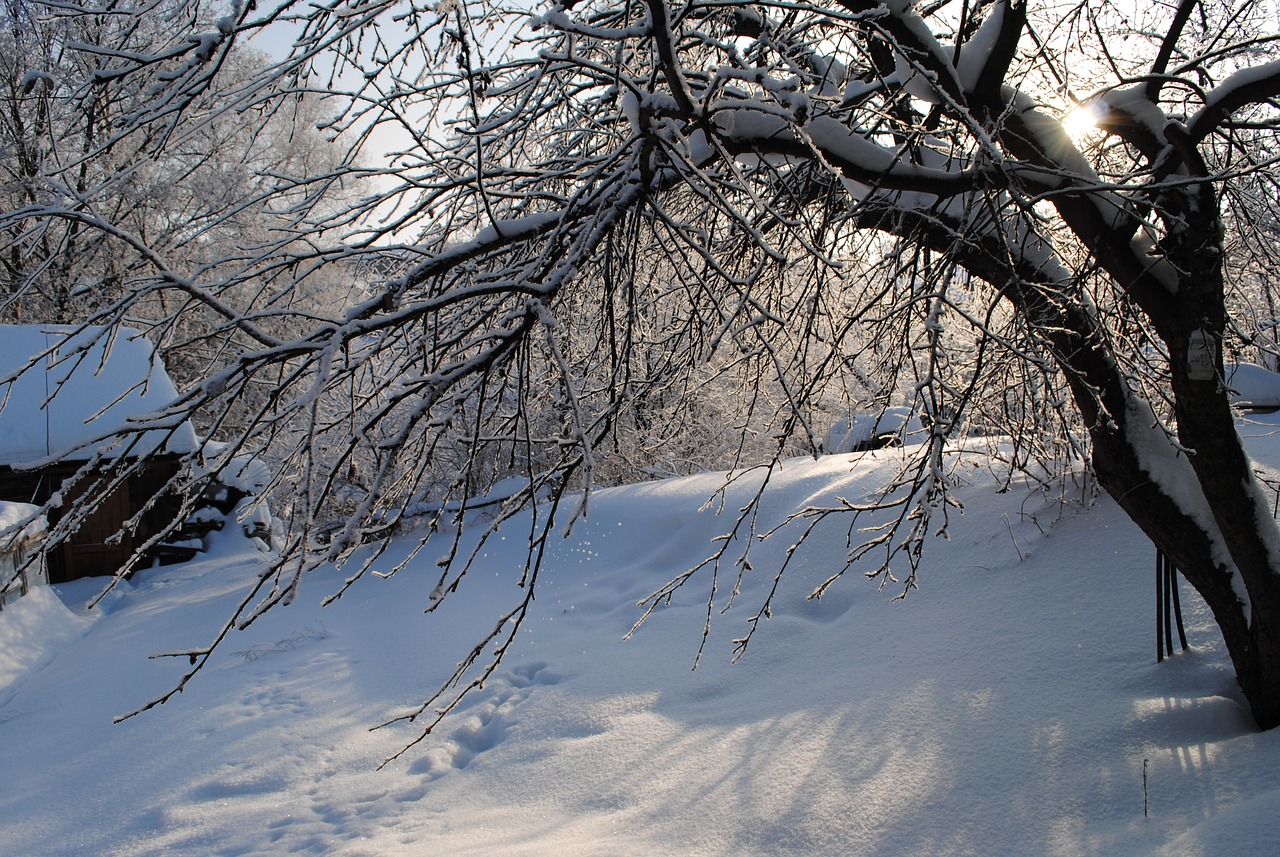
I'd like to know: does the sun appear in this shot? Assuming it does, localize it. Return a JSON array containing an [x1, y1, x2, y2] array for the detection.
[[1062, 103, 1102, 144]]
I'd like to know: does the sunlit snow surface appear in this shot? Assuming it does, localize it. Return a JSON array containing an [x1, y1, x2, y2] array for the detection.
[[4, 420, 1280, 855]]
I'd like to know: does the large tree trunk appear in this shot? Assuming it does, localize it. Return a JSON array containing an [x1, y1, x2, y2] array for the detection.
[[1056, 203, 1280, 728], [1007, 243, 1280, 729], [1090, 395, 1280, 729], [1161, 203, 1280, 728], [981, 75, 1280, 729], [861, 187, 1280, 729], [1126, 162, 1280, 728]]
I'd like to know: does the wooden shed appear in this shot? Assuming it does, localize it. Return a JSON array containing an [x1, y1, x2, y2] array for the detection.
[[0, 325, 199, 583]]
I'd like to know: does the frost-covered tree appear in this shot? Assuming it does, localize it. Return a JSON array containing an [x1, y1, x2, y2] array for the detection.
[[7, 0, 1280, 735], [0, 1, 355, 355]]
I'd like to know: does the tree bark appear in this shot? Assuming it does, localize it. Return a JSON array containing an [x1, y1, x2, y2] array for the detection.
[[1074, 213, 1280, 728], [970, 70, 1280, 729]]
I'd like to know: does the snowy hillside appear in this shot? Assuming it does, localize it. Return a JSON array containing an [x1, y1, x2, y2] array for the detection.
[[3, 420, 1280, 856]]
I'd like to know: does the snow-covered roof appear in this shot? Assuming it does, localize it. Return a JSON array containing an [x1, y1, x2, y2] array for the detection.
[[1227, 362, 1280, 410], [823, 407, 924, 454], [0, 325, 199, 466], [0, 499, 44, 539]]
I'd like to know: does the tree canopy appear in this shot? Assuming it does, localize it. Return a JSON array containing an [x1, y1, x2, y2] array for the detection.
[[6, 0, 1280, 738]]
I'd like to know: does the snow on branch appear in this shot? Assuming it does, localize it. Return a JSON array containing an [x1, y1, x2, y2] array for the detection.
[[1186, 60, 1280, 145]]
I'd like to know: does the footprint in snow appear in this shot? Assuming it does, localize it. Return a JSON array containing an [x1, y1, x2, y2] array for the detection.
[[409, 661, 562, 778]]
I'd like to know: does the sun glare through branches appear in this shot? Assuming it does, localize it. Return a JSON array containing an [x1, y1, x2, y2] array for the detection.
[[1061, 102, 1102, 143]]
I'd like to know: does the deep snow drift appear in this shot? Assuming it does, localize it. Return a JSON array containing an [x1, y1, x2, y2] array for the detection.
[[3, 419, 1280, 856]]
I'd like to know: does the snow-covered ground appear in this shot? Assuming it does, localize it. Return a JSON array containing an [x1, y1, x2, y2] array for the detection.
[[4, 419, 1280, 856]]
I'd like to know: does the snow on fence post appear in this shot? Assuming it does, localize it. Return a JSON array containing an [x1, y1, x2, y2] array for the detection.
[[0, 501, 49, 611]]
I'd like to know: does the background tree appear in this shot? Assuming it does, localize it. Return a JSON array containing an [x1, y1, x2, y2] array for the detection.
[[6, 0, 1280, 738], [0, 0, 358, 393]]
